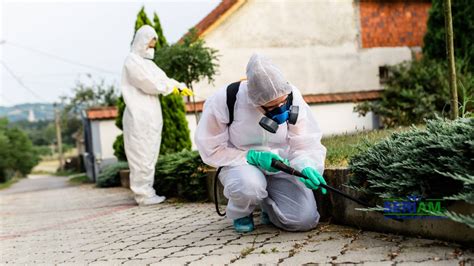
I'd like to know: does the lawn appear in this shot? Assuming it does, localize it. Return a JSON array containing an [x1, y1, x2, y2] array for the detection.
[[322, 127, 409, 168]]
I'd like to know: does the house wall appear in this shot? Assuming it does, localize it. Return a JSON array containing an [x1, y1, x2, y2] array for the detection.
[[193, 0, 416, 99], [310, 102, 377, 136], [90, 119, 120, 170], [98, 120, 121, 162]]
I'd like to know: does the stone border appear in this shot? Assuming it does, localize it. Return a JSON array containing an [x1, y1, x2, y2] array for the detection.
[[317, 168, 474, 245]]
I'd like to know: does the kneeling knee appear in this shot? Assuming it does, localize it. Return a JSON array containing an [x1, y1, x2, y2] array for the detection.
[[226, 181, 267, 203], [283, 210, 320, 231]]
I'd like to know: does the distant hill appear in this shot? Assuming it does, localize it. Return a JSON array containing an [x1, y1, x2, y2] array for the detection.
[[0, 103, 55, 122]]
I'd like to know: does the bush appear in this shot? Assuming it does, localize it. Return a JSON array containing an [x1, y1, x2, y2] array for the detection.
[[355, 59, 473, 127], [154, 150, 208, 201], [423, 0, 474, 70], [97, 150, 208, 202], [0, 119, 40, 182], [347, 118, 474, 227], [96, 161, 129, 188]]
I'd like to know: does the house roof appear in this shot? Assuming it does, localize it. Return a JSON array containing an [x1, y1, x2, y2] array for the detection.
[[86, 106, 118, 120], [185, 90, 382, 113], [192, 0, 245, 38]]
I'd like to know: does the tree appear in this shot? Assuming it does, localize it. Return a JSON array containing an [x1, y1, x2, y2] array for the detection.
[[443, 0, 458, 119], [423, 0, 474, 68], [60, 76, 118, 147], [153, 12, 167, 49], [0, 118, 40, 182]]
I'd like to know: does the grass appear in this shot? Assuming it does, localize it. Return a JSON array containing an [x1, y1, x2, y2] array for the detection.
[[0, 177, 19, 190], [68, 174, 91, 185], [322, 127, 409, 168]]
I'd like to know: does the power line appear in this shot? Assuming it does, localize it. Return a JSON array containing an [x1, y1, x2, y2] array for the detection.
[[1, 60, 47, 102], [4, 40, 121, 76]]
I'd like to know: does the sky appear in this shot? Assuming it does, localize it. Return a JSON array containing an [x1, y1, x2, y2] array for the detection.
[[0, 0, 220, 107]]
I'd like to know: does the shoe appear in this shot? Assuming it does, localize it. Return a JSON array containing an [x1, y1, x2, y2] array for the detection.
[[261, 211, 271, 225], [233, 215, 254, 233], [139, 195, 166, 206]]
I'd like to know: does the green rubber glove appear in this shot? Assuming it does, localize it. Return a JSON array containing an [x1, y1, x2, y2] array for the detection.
[[246, 150, 289, 172], [300, 167, 327, 194]]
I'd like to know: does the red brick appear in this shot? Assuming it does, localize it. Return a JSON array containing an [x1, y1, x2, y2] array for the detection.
[[360, 0, 431, 48]]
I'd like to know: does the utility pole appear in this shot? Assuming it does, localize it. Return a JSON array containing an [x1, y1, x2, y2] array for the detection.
[[55, 107, 64, 171], [444, 0, 458, 119]]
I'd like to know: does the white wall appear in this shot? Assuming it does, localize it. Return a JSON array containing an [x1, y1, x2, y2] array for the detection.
[[193, 0, 412, 98], [310, 102, 377, 136], [186, 114, 198, 150], [99, 120, 121, 160], [91, 119, 121, 160]]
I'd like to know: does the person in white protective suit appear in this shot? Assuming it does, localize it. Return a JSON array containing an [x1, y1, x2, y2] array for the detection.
[[195, 54, 327, 232], [121, 25, 193, 206]]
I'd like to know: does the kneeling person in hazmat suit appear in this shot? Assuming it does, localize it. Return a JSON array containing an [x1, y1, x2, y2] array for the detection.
[[121, 25, 193, 206], [195, 54, 327, 232]]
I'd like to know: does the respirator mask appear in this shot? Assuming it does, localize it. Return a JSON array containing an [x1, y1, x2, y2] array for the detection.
[[144, 48, 155, 60], [259, 92, 299, 133]]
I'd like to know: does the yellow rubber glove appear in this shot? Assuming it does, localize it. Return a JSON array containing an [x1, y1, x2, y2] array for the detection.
[[180, 87, 194, 96], [172, 87, 180, 95]]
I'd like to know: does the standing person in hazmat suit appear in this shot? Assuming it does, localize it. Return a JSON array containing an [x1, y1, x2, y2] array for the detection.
[[121, 25, 193, 206], [195, 54, 327, 232]]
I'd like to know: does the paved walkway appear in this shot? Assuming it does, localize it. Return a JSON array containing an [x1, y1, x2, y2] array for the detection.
[[0, 176, 472, 265]]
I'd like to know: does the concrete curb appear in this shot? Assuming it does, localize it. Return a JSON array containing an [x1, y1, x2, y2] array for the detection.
[[317, 168, 474, 245]]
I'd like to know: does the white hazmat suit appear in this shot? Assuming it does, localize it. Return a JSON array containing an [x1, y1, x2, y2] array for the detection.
[[195, 54, 327, 231], [121, 25, 186, 205]]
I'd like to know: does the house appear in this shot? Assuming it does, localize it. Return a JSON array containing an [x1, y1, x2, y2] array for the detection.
[[184, 0, 431, 142], [82, 107, 121, 182]]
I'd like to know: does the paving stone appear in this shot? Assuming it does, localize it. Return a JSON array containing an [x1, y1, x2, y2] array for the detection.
[[334, 246, 396, 263], [208, 244, 246, 255], [134, 246, 182, 259], [170, 244, 221, 257], [253, 241, 298, 254], [189, 253, 239, 265], [154, 254, 204, 265], [396, 260, 463, 265], [279, 251, 334, 265], [87, 259, 126, 265], [191, 235, 239, 246], [2, 176, 472, 265], [395, 246, 457, 262], [100, 248, 151, 260], [232, 252, 288, 265], [226, 233, 278, 245], [121, 258, 162, 265]]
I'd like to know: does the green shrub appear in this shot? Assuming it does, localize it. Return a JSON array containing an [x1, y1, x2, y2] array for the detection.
[[113, 134, 127, 162], [96, 161, 129, 188], [355, 59, 473, 127], [423, 0, 474, 70], [0, 119, 40, 182], [154, 150, 208, 201], [97, 150, 208, 202], [347, 118, 474, 227]]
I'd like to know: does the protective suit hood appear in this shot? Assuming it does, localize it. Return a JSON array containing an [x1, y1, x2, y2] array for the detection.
[[131, 25, 158, 58], [246, 54, 293, 107]]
